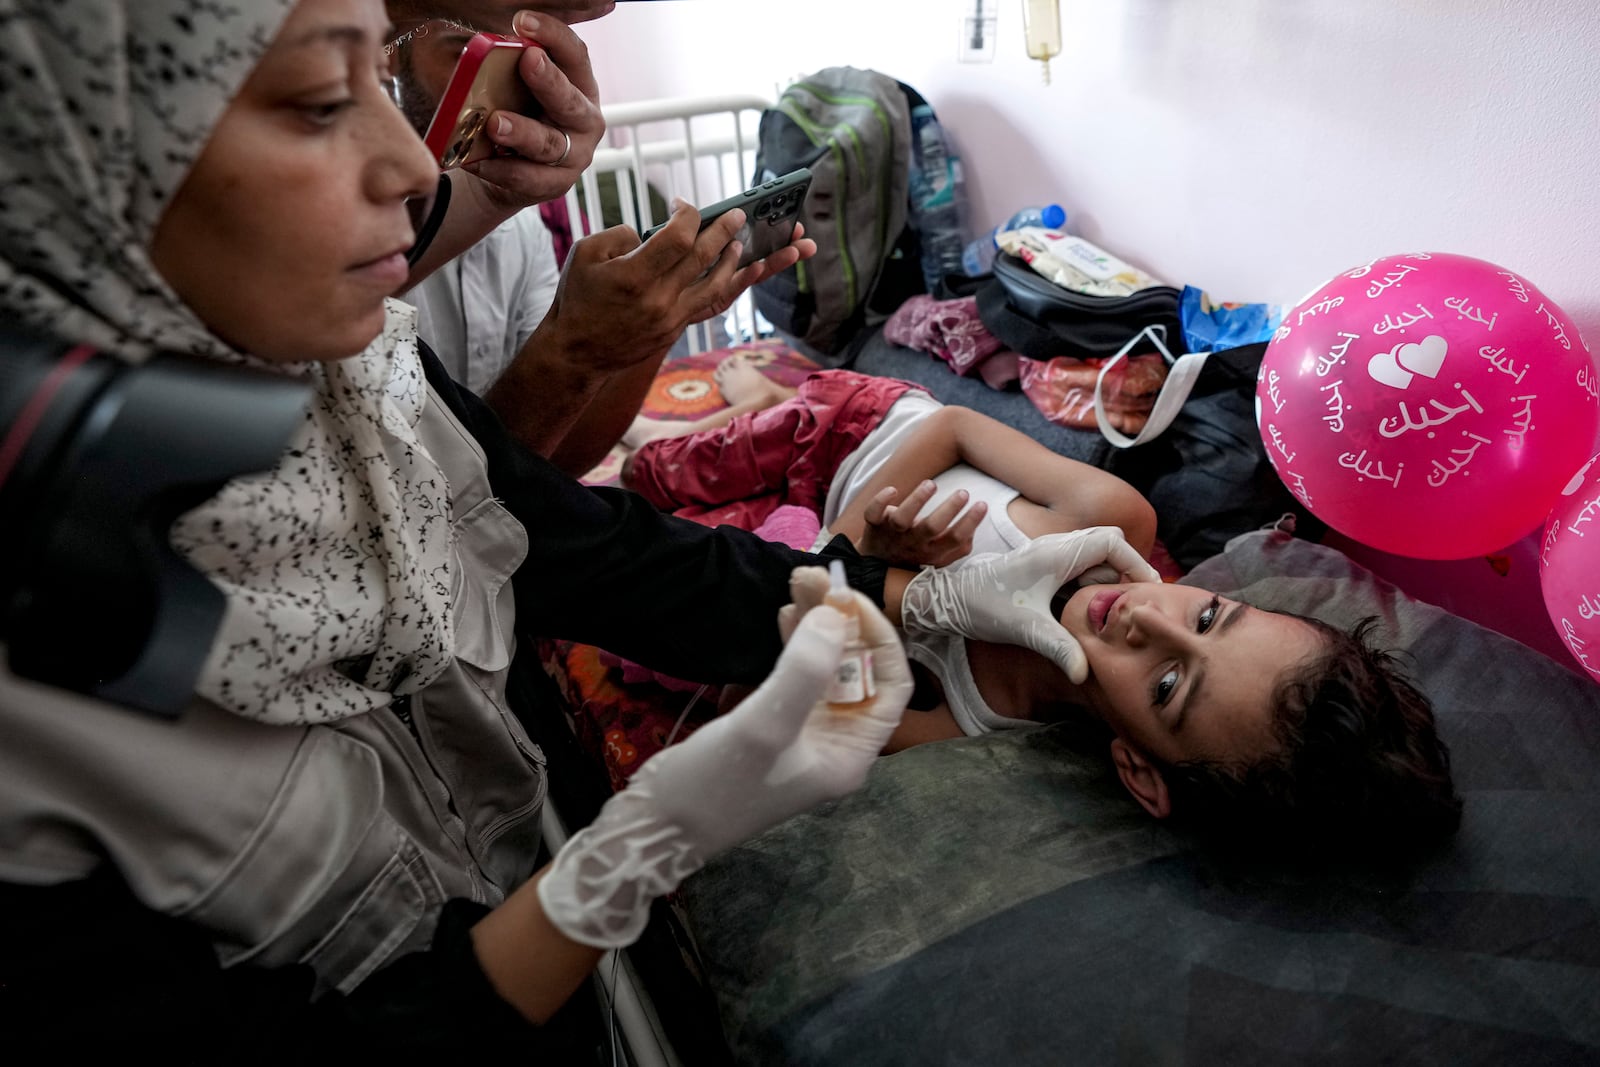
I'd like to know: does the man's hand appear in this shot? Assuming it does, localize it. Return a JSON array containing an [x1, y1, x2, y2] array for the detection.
[[465, 12, 604, 210], [525, 0, 616, 22], [534, 199, 813, 377], [484, 199, 813, 462], [398, 11, 604, 289]]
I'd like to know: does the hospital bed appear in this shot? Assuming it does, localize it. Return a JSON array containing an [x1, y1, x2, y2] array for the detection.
[[537, 91, 1600, 1067]]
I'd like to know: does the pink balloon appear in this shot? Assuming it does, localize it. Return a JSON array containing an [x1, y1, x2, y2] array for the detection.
[[1257, 252, 1600, 559], [1541, 452, 1600, 684]]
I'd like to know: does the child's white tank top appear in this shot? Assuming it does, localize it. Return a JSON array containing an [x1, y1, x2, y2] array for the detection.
[[816, 393, 1031, 559], [903, 631, 1040, 737]]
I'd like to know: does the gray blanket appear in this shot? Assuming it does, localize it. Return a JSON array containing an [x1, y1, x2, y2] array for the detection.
[[682, 530, 1600, 1065]]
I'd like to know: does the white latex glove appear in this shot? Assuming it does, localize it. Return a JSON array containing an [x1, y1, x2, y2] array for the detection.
[[898, 526, 1160, 685], [537, 582, 912, 949]]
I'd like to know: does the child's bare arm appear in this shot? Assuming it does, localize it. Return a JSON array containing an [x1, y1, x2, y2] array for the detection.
[[832, 405, 1156, 556]]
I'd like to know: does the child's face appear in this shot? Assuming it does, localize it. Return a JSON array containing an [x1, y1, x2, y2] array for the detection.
[[1059, 582, 1322, 769], [149, 0, 438, 363]]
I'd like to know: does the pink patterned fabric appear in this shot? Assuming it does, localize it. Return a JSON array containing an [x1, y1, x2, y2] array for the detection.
[[626, 370, 916, 531], [884, 295, 1007, 377], [539, 200, 578, 269], [751, 503, 824, 551]]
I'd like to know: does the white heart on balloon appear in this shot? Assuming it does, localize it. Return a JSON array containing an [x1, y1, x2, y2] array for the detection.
[[1367, 334, 1449, 391]]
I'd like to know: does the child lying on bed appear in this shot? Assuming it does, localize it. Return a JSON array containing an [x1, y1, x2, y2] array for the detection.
[[623, 360, 1463, 856], [623, 356, 1159, 563]]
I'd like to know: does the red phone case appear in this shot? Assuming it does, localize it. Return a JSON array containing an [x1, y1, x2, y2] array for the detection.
[[422, 34, 539, 170]]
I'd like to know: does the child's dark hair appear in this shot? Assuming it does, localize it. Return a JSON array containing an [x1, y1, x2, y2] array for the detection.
[[1160, 616, 1462, 860]]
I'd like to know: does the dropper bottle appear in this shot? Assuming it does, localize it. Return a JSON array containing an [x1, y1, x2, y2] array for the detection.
[[1022, 0, 1062, 85], [825, 560, 876, 711]]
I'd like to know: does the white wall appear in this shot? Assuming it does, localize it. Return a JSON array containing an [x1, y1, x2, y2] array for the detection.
[[580, 0, 1600, 666], [583, 0, 1600, 345]]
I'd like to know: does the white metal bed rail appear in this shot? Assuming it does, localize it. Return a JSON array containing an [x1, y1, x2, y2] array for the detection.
[[564, 93, 774, 354]]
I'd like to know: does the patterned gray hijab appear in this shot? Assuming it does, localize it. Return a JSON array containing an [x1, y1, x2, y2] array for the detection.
[[0, 1, 457, 724]]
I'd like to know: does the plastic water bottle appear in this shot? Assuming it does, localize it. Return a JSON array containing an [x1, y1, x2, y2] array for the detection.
[[906, 104, 967, 292], [960, 203, 1068, 275]]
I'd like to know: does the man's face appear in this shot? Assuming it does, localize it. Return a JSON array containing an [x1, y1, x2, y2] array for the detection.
[[388, 18, 482, 134], [1058, 582, 1322, 769]]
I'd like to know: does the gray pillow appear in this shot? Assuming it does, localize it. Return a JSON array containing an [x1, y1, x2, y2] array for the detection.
[[682, 531, 1600, 1066], [1184, 530, 1600, 797]]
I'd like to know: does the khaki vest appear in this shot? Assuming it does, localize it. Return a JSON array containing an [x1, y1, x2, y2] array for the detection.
[[0, 386, 543, 994]]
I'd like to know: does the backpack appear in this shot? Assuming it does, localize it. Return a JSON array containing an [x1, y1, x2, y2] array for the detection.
[[753, 67, 925, 361]]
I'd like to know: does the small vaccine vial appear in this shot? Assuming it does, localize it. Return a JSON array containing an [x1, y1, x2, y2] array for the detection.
[[1022, 0, 1062, 85], [824, 560, 876, 710]]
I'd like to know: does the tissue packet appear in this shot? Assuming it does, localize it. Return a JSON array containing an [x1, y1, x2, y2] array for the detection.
[[995, 227, 1163, 298]]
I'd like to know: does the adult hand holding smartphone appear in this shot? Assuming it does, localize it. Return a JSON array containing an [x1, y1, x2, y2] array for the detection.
[[642, 168, 813, 270], [422, 34, 545, 171]]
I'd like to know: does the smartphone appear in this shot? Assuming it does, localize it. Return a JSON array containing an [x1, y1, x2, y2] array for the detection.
[[643, 168, 813, 269], [422, 34, 542, 171]]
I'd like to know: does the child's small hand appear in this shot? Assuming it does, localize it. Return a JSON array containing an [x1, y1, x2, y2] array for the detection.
[[857, 480, 987, 569]]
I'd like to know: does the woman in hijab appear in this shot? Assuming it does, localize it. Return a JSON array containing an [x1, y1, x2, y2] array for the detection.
[[0, 0, 1154, 1056]]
